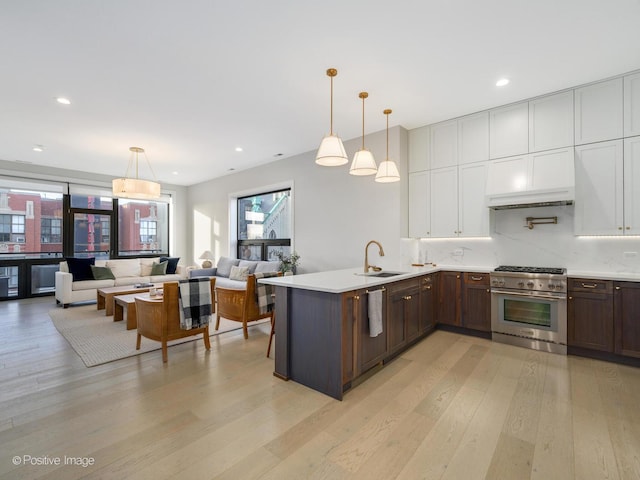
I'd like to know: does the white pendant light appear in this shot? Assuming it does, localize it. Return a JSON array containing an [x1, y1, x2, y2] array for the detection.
[[350, 91, 377, 176], [316, 68, 348, 166], [112, 147, 161, 199], [375, 109, 401, 183]]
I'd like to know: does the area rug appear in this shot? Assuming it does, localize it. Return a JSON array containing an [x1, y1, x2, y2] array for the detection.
[[49, 305, 269, 367]]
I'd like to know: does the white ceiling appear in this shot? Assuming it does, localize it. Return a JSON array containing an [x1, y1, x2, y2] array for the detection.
[[1, 0, 640, 187]]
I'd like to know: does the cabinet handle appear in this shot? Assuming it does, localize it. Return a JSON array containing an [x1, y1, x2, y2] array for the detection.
[[569, 296, 573, 300], [619, 227, 623, 230], [403, 295, 412, 300], [486, 289, 490, 292], [616, 286, 621, 290], [456, 275, 460, 279], [581, 283, 598, 289], [354, 295, 360, 300], [626, 226, 631, 230], [471, 276, 483, 281], [423, 285, 431, 290]]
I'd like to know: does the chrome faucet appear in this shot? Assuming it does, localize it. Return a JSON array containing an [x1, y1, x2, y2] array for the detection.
[[364, 240, 385, 273]]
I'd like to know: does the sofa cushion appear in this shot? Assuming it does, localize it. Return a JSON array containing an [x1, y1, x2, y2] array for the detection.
[[215, 277, 247, 290], [106, 258, 141, 278], [72, 278, 115, 290], [238, 260, 259, 274], [229, 265, 249, 281], [255, 261, 280, 274], [151, 273, 183, 283], [216, 256, 239, 278], [188, 267, 217, 279], [150, 261, 168, 275], [91, 265, 115, 280], [66, 257, 96, 281], [140, 257, 161, 276], [114, 276, 149, 286], [160, 257, 180, 274]]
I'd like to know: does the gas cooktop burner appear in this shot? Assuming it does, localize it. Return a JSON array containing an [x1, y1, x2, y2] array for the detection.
[[494, 265, 566, 275]]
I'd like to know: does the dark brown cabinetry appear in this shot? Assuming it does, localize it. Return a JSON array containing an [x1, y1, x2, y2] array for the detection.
[[388, 279, 420, 354], [568, 278, 614, 352], [419, 274, 436, 335], [437, 271, 462, 326], [614, 281, 640, 358], [462, 273, 491, 332]]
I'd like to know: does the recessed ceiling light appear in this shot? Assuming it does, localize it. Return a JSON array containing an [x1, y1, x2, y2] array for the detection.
[[496, 78, 510, 87], [32, 145, 44, 152], [172, 171, 178, 175], [56, 97, 71, 105], [235, 147, 243, 152]]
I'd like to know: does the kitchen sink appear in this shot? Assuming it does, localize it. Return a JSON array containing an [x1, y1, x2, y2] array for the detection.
[[354, 271, 406, 277]]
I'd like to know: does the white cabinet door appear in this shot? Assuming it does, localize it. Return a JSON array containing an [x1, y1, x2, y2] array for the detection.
[[458, 162, 489, 237], [489, 102, 528, 159], [485, 154, 529, 196], [575, 78, 623, 145], [529, 147, 575, 192], [408, 171, 430, 237], [408, 125, 430, 173], [574, 140, 624, 235], [624, 73, 640, 138], [458, 112, 489, 165], [430, 167, 458, 237], [624, 136, 640, 235], [529, 91, 574, 152], [430, 120, 458, 169]]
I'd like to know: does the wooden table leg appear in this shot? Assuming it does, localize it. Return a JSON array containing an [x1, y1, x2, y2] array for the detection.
[[114, 301, 123, 323], [126, 302, 137, 330], [105, 293, 114, 316], [97, 291, 106, 311]]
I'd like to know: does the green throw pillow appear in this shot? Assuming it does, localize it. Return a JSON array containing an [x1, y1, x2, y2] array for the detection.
[[90, 265, 115, 280], [150, 261, 168, 275]]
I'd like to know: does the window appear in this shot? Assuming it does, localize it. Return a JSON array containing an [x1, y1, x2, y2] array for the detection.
[[237, 188, 291, 260], [139, 220, 157, 243], [0, 214, 26, 242], [41, 218, 62, 243]]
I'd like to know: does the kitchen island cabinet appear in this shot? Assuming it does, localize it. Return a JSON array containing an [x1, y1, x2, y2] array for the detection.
[[614, 281, 640, 358], [568, 278, 614, 352], [387, 278, 420, 354]]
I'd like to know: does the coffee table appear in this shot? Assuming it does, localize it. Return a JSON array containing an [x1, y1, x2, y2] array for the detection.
[[114, 292, 163, 330], [97, 284, 160, 316]]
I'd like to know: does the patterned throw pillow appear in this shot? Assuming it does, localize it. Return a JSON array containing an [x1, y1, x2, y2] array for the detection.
[[150, 261, 168, 275], [229, 266, 249, 281]]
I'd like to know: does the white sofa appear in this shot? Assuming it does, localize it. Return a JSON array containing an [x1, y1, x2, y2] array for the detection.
[[187, 258, 281, 289], [55, 257, 185, 308]]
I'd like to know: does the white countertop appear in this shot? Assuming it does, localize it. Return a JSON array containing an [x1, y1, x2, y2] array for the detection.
[[258, 264, 493, 294], [567, 270, 640, 282]]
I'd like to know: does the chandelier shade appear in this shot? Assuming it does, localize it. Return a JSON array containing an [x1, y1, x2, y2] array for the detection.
[[375, 109, 401, 183], [112, 146, 161, 199], [316, 68, 348, 166], [350, 91, 377, 176]]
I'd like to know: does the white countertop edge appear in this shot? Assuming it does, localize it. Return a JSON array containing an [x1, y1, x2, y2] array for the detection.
[[258, 265, 494, 294], [567, 270, 640, 282]]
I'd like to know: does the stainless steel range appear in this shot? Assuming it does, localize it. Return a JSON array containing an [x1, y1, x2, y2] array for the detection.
[[490, 266, 567, 355]]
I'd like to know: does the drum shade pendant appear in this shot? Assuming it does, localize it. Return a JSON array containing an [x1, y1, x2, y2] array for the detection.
[[349, 92, 377, 176], [375, 109, 401, 183], [315, 68, 348, 166], [112, 147, 161, 199]]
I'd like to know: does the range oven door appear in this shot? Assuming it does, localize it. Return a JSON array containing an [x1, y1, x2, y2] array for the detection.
[[491, 289, 567, 345]]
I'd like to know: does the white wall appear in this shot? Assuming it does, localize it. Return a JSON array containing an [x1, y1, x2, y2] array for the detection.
[[186, 126, 408, 272]]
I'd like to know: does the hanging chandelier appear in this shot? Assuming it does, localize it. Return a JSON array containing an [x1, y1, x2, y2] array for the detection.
[[375, 109, 401, 183], [112, 147, 161, 200], [349, 91, 377, 176]]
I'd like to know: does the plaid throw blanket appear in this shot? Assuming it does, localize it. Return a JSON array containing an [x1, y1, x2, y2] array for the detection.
[[178, 277, 213, 329], [254, 272, 279, 314]]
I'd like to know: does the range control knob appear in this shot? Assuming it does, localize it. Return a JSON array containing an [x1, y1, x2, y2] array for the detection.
[[527, 281, 534, 288], [517, 281, 525, 288], [548, 283, 556, 290]]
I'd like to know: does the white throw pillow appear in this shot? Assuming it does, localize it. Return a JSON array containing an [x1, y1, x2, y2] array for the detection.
[[216, 256, 240, 278], [254, 261, 280, 274], [106, 258, 141, 278], [229, 266, 249, 281], [139, 257, 161, 276]]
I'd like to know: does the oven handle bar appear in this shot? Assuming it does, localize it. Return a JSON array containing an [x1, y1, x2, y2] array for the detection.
[[490, 289, 567, 301]]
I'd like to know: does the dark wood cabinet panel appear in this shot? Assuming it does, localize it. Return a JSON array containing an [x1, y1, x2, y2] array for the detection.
[[341, 291, 358, 385], [419, 274, 436, 335], [388, 279, 420, 354], [358, 288, 388, 373], [614, 281, 640, 358], [438, 271, 461, 326], [462, 272, 490, 332], [568, 281, 614, 352]]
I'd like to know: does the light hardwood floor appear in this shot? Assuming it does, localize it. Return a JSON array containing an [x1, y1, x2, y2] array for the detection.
[[1, 297, 640, 479]]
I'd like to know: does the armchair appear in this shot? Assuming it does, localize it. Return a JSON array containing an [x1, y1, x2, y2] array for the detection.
[[215, 273, 281, 339], [135, 278, 216, 362]]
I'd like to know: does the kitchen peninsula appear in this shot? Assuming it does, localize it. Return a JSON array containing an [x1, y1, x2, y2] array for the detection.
[[260, 266, 489, 400]]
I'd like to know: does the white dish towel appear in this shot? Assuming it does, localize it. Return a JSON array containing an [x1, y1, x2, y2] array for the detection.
[[368, 289, 383, 338]]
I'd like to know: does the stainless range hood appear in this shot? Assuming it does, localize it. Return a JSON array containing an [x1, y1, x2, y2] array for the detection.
[[485, 148, 575, 210]]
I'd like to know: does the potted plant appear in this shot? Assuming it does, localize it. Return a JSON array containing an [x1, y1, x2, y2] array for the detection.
[[276, 251, 300, 274]]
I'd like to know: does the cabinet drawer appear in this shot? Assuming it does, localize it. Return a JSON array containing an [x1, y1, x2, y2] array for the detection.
[[464, 272, 490, 285], [569, 278, 613, 294], [388, 278, 420, 296]]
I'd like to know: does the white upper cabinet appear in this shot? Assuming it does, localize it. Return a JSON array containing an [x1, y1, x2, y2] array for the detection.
[[408, 171, 430, 238], [624, 136, 640, 235], [574, 140, 624, 235], [458, 162, 489, 237], [529, 91, 574, 152], [458, 112, 489, 165], [575, 78, 623, 145], [529, 147, 575, 192], [430, 120, 458, 169], [624, 73, 640, 138], [485, 154, 529, 196], [489, 102, 529, 159], [408, 125, 430, 173], [430, 167, 458, 237]]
